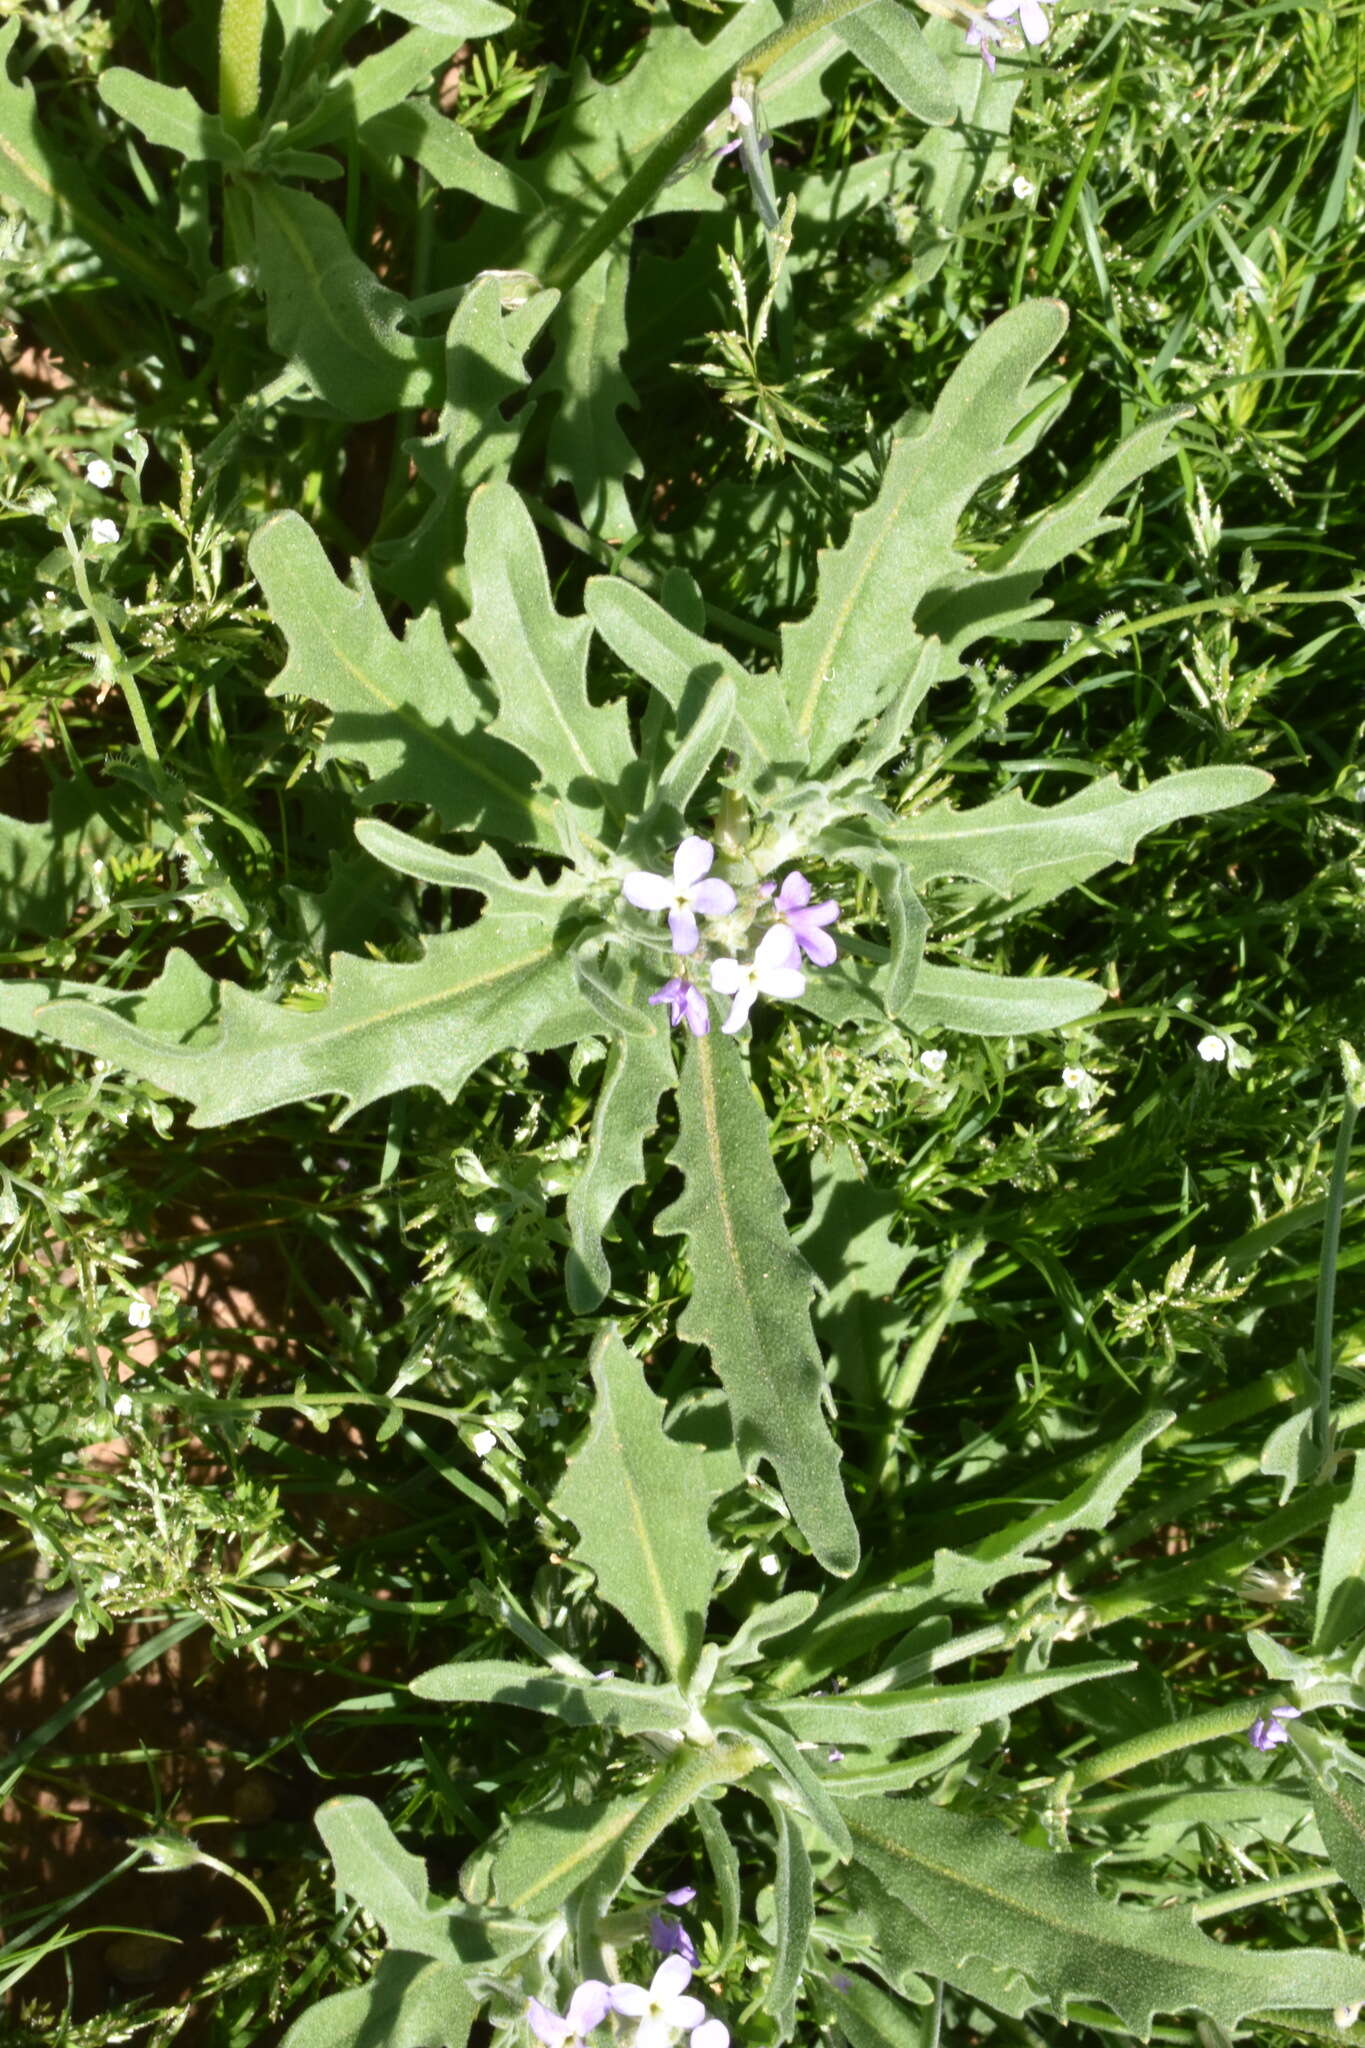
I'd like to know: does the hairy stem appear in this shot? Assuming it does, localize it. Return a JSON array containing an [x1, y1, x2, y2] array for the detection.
[[219, 0, 268, 134], [544, 0, 881, 295]]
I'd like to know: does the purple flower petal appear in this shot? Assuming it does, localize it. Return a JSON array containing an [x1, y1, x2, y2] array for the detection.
[[623, 870, 673, 912], [566, 1982, 612, 2034], [528, 1999, 568, 2048], [680, 984, 711, 1037], [689, 878, 737, 918], [649, 1915, 699, 1966], [669, 906, 700, 954], [664, 1886, 697, 1907], [755, 924, 801, 972], [672, 836, 714, 890], [787, 909, 839, 968], [774, 871, 813, 913]]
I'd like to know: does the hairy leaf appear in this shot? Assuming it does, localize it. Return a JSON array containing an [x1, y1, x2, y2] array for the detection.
[[410, 1658, 690, 1735], [374, 277, 558, 612], [539, 250, 640, 540], [552, 1330, 720, 1680], [830, 1970, 934, 2048], [492, 1790, 646, 1917], [359, 101, 532, 213], [659, 1031, 859, 1577], [780, 301, 1069, 769], [566, 1013, 676, 1312], [834, 4, 955, 127], [39, 919, 595, 1127], [462, 485, 634, 855], [796, 1147, 916, 1409], [584, 576, 803, 780], [777, 1661, 1130, 1742], [1314, 1451, 1365, 1657], [250, 181, 442, 419], [882, 768, 1273, 909], [848, 1796, 1365, 2032], [376, 0, 512, 34], [1306, 1763, 1365, 1916], [97, 70, 243, 164], [279, 1953, 475, 2048], [316, 1798, 462, 1960], [770, 1805, 814, 2034], [902, 961, 1106, 1036], [250, 512, 557, 847], [354, 821, 581, 919]]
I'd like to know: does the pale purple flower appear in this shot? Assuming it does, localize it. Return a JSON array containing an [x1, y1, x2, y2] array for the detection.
[[966, 0, 1049, 67], [1248, 1704, 1301, 1752], [769, 871, 839, 966], [710, 925, 805, 1035], [622, 838, 737, 956], [528, 1982, 612, 2047], [649, 976, 710, 1037], [610, 1957, 707, 2048], [649, 1914, 699, 1966], [664, 1886, 696, 1907]]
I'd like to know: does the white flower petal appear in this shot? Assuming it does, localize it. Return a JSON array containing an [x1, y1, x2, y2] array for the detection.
[[756, 965, 805, 1001], [609, 1986, 650, 2019], [755, 923, 800, 971], [720, 986, 757, 1035], [623, 871, 674, 912], [668, 1997, 706, 2032], [692, 2024, 730, 2048], [709, 958, 744, 995], [1019, 0, 1049, 41], [672, 837, 714, 890], [651, 1956, 694, 2001]]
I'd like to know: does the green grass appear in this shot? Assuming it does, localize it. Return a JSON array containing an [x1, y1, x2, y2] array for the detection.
[[2, 0, 1364, 2042]]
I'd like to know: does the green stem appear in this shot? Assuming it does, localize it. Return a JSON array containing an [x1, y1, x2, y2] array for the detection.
[[575, 1740, 761, 1977], [1071, 1691, 1288, 1792], [1315, 1052, 1362, 1464], [543, 0, 880, 295], [1085, 1480, 1347, 1629], [219, 0, 268, 136], [60, 524, 160, 769], [1192, 1868, 1340, 1924]]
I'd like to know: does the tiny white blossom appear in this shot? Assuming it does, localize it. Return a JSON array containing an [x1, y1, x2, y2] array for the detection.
[[86, 458, 114, 489], [920, 1048, 948, 1074], [1197, 1034, 1228, 1063], [1012, 175, 1035, 199], [473, 1210, 499, 1233], [113, 1393, 133, 1418], [127, 1300, 153, 1329], [470, 1428, 498, 1457], [90, 517, 120, 547], [758, 1553, 780, 1577]]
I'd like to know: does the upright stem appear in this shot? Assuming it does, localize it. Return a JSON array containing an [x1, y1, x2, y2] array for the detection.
[[1314, 1045, 1364, 1466], [575, 1740, 761, 1978], [219, 0, 268, 137], [543, 0, 881, 295]]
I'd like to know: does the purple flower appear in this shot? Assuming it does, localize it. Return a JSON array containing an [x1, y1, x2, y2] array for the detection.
[[528, 1982, 613, 2047], [649, 976, 710, 1037], [710, 925, 806, 1035], [1248, 1704, 1302, 1752], [622, 838, 737, 956], [649, 1913, 699, 1966], [770, 871, 839, 967], [664, 1886, 697, 1907]]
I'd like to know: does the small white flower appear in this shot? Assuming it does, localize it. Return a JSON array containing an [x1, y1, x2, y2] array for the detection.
[[470, 1428, 498, 1458], [127, 1300, 153, 1330], [710, 925, 805, 1035], [919, 1048, 948, 1074], [1197, 1034, 1228, 1063], [1335, 2005, 1362, 2032], [758, 1553, 780, 1577], [729, 93, 753, 127], [473, 1210, 499, 1233], [610, 1957, 708, 2048], [113, 1393, 133, 1418], [90, 517, 120, 547], [1012, 175, 1035, 199], [86, 458, 114, 489]]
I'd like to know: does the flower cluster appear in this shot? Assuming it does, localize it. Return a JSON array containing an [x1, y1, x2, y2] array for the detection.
[[529, 1959, 727, 2048], [622, 837, 840, 1037], [1248, 1703, 1301, 1752]]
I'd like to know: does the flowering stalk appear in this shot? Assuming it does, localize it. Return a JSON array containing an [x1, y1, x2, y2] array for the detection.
[[219, 0, 267, 134]]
